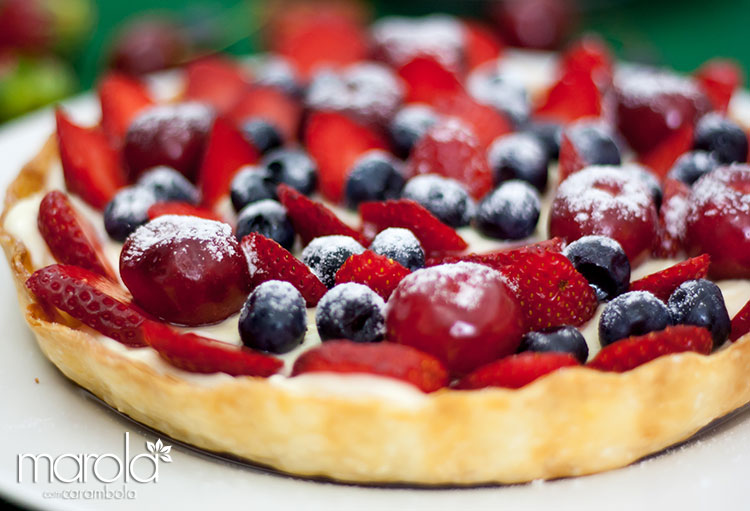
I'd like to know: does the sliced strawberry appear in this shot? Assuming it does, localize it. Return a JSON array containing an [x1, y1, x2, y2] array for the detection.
[[501, 251, 598, 330], [455, 352, 580, 390], [534, 70, 601, 123], [359, 199, 467, 257], [37, 191, 115, 278], [142, 320, 281, 377], [98, 72, 154, 147], [629, 255, 711, 302], [433, 93, 512, 149], [426, 238, 564, 269], [240, 232, 327, 306], [397, 55, 464, 105], [335, 250, 410, 300], [304, 111, 388, 203], [695, 59, 743, 113], [147, 202, 224, 223], [291, 339, 449, 393], [197, 116, 260, 208], [25, 264, 147, 347], [55, 109, 127, 210], [560, 35, 613, 90], [653, 177, 691, 258], [184, 56, 250, 114], [638, 123, 694, 179], [730, 298, 750, 342], [227, 86, 302, 142], [463, 21, 504, 71], [277, 184, 367, 246], [588, 325, 713, 372]]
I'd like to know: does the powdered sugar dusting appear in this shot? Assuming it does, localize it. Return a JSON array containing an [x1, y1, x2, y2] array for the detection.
[[687, 165, 750, 222]]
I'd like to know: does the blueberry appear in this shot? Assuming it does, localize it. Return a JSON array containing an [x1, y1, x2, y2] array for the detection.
[[238, 280, 306, 354], [389, 104, 440, 159], [402, 174, 475, 227], [301, 235, 366, 288], [694, 113, 748, 164], [487, 133, 549, 192], [668, 151, 718, 186], [563, 235, 631, 302], [315, 283, 386, 343], [467, 67, 530, 127], [599, 291, 672, 347], [667, 279, 730, 348], [564, 120, 621, 168], [262, 148, 317, 196], [474, 180, 540, 240], [250, 55, 302, 96], [137, 166, 199, 204], [525, 122, 562, 159], [235, 199, 295, 250], [345, 151, 405, 208], [104, 187, 158, 242], [230, 166, 277, 212], [241, 118, 283, 154], [369, 228, 425, 271], [518, 326, 589, 363]]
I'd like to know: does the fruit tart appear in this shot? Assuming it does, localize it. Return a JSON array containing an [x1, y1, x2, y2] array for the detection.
[[5, 4, 750, 485]]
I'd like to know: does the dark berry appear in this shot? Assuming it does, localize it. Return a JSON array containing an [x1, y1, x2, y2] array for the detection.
[[667, 279, 730, 348], [668, 150, 718, 186], [104, 187, 158, 242], [241, 118, 283, 154], [315, 283, 386, 343], [565, 120, 621, 168], [369, 227, 425, 271], [598, 291, 672, 347], [389, 104, 440, 159], [693, 113, 748, 164], [563, 235, 631, 302], [518, 326, 589, 363], [137, 166, 199, 204], [238, 280, 306, 354], [230, 166, 277, 212], [235, 199, 295, 250], [474, 180, 540, 240], [525, 121, 562, 159], [301, 235, 365, 288], [466, 66, 530, 127], [344, 151, 405, 209], [262, 148, 317, 196], [250, 55, 302, 97], [402, 174, 475, 227], [624, 164, 663, 210], [487, 132, 549, 192]]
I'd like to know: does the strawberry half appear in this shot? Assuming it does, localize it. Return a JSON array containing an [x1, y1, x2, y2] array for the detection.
[[455, 352, 580, 390], [25, 264, 147, 346], [501, 251, 598, 330], [426, 238, 564, 269], [197, 116, 260, 208], [588, 325, 713, 372], [227, 86, 302, 142], [638, 123, 694, 179], [147, 202, 224, 223], [98, 72, 154, 147], [142, 320, 282, 377], [55, 109, 127, 210], [433, 93, 512, 149], [304, 111, 388, 204], [397, 55, 464, 105], [560, 36, 613, 90], [37, 191, 115, 278], [184, 56, 250, 114], [695, 59, 743, 113], [534, 70, 601, 123], [240, 232, 327, 307], [291, 339, 449, 393], [463, 21, 504, 71], [359, 199, 468, 257], [653, 177, 691, 258], [730, 298, 750, 342], [335, 250, 410, 300], [277, 183, 367, 246], [629, 254, 711, 302]]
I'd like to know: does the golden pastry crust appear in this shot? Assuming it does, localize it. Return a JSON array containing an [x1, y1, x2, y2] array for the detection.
[[4, 138, 750, 485]]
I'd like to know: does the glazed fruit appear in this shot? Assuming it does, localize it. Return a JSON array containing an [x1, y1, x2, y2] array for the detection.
[[562, 235, 630, 302], [668, 151, 718, 186], [137, 166, 200, 204], [120, 215, 250, 326], [558, 119, 621, 182], [262, 148, 318, 196], [344, 151, 405, 208], [598, 291, 672, 347], [335, 250, 411, 300], [695, 59, 742, 113], [487, 132, 549, 192], [456, 352, 580, 390], [316, 283, 386, 343], [388, 104, 440, 158], [474, 180, 541, 240], [97, 73, 154, 147], [629, 254, 711, 302], [241, 119, 283, 155], [104, 186, 158, 242], [386, 262, 525, 375], [693, 113, 748, 164], [396, 55, 463, 105], [668, 279, 730, 348], [518, 326, 589, 364], [401, 175, 475, 228], [230, 166, 278, 212], [301, 235, 365, 288], [235, 199, 295, 251], [368, 228, 425, 272], [238, 280, 307, 354]]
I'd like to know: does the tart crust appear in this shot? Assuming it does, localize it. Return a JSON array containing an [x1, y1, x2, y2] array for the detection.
[[4, 138, 750, 485]]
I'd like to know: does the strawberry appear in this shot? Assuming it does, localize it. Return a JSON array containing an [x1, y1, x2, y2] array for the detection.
[[455, 352, 580, 390], [359, 199, 468, 257], [588, 325, 713, 372], [463, 21, 504, 71], [534, 70, 601, 123], [501, 251, 598, 330], [197, 116, 260, 208], [277, 184, 367, 246], [37, 191, 115, 278], [695, 59, 743, 113], [653, 178, 691, 258], [184, 56, 250, 114], [97, 72, 154, 147], [730, 298, 750, 342], [55, 109, 127, 210], [335, 250, 410, 300], [560, 36, 613, 90], [25, 264, 147, 347], [291, 339, 449, 393], [638, 123, 694, 179], [628, 254, 711, 302], [227, 86, 302, 142], [304, 111, 388, 204], [147, 202, 224, 223], [426, 238, 564, 269], [397, 55, 464, 105], [240, 232, 327, 306], [433, 93, 512, 149], [142, 320, 282, 377]]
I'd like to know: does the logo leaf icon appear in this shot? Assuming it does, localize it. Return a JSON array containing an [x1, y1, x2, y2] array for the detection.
[[161, 445, 171, 454], [146, 441, 156, 453], [160, 454, 172, 463], [155, 439, 163, 451]]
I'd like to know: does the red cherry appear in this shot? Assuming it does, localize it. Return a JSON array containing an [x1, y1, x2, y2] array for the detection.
[[109, 19, 188, 76], [120, 216, 249, 326], [386, 262, 525, 375], [491, 0, 574, 50], [685, 165, 750, 279]]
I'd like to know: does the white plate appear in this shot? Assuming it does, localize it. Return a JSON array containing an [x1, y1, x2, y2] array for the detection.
[[2, 98, 750, 511]]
